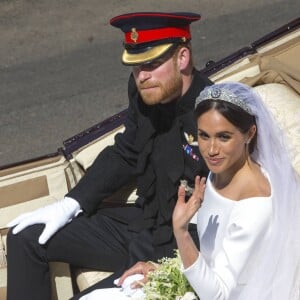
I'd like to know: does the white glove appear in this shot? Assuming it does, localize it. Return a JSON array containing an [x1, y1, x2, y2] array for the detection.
[[114, 274, 145, 297], [79, 274, 145, 300], [79, 288, 143, 300], [7, 197, 81, 244]]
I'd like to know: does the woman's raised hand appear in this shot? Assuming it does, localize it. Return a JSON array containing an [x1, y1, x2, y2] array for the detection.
[[172, 176, 206, 234]]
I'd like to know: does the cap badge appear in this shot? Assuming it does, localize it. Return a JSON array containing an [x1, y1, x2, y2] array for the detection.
[[130, 28, 139, 43]]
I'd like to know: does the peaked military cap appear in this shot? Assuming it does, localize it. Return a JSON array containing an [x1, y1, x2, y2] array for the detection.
[[110, 12, 201, 65]]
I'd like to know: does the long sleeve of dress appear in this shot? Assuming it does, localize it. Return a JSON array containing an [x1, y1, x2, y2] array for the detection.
[[183, 175, 272, 300]]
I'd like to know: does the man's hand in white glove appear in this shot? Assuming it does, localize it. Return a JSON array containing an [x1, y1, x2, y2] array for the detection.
[[79, 275, 145, 300], [7, 197, 81, 244]]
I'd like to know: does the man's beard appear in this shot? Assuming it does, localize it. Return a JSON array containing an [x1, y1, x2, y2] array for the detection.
[[138, 71, 182, 105]]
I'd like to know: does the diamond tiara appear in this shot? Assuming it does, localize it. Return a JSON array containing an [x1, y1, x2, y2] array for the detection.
[[195, 86, 252, 114]]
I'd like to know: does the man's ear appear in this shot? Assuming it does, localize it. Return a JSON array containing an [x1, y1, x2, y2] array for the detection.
[[177, 47, 190, 71]]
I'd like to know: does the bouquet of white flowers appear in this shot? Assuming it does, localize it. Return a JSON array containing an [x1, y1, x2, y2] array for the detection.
[[143, 250, 198, 300]]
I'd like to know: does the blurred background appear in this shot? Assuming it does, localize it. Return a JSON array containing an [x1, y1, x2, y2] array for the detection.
[[0, 0, 299, 166]]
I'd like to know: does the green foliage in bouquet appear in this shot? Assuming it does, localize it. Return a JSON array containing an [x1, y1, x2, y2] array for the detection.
[[143, 250, 198, 300]]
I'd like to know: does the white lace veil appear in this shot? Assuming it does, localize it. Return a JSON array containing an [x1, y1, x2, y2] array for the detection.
[[197, 82, 300, 300]]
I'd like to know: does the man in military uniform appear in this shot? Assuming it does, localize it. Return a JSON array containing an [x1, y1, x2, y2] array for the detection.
[[7, 12, 211, 299]]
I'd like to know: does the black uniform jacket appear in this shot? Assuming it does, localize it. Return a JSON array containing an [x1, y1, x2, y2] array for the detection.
[[67, 69, 212, 246]]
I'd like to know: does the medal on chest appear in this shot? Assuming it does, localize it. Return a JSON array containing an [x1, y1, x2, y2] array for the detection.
[[183, 132, 199, 161]]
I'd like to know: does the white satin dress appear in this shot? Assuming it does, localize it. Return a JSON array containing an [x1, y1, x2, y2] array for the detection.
[[183, 172, 272, 300]]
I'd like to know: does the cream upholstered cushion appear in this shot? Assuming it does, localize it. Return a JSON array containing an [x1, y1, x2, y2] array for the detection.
[[75, 268, 113, 292], [0, 156, 74, 300], [254, 83, 300, 176]]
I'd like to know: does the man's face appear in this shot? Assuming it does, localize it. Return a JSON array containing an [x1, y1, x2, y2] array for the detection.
[[132, 53, 183, 105]]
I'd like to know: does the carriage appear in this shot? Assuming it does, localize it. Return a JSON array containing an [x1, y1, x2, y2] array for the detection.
[[0, 17, 299, 299]]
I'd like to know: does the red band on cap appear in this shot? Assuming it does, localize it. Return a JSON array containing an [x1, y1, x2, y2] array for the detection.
[[125, 26, 191, 44]]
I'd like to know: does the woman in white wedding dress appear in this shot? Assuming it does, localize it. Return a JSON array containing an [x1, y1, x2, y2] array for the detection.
[[173, 82, 300, 300]]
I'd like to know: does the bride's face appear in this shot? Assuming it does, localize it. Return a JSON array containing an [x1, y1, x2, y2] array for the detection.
[[197, 108, 249, 175]]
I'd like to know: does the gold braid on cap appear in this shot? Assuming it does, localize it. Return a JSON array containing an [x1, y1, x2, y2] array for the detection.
[[195, 86, 252, 114]]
